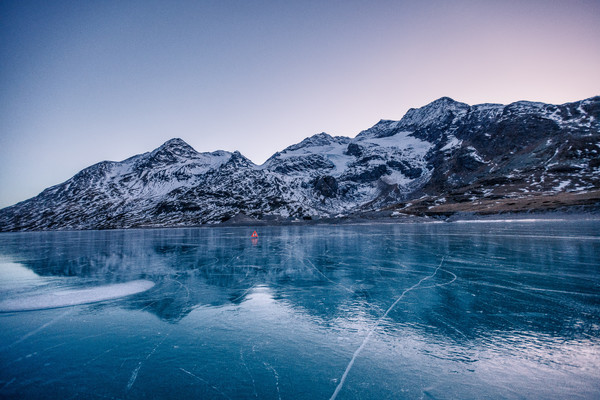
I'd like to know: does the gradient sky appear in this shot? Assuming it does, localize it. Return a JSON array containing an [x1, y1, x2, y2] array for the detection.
[[1, 0, 599, 208]]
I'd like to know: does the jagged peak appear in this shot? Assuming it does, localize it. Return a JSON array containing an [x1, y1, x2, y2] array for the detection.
[[157, 138, 195, 151], [148, 138, 199, 160], [280, 132, 349, 153], [354, 119, 401, 140], [356, 97, 473, 140], [430, 96, 460, 105], [297, 132, 334, 145], [410, 97, 469, 112], [398, 97, 469, 128], [226, 150, 254, 165]]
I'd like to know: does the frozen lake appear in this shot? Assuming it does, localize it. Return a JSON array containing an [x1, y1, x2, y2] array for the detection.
[[0, 221, 599, 399]]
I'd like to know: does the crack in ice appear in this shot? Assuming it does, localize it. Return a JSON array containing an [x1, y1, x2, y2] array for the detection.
[[1, 378, 16, 390], [83, 345, 119, 367], [231, 284, 257, 304], [329, 257, 447, 400], [421, 267, 457, 289], [126, 332, 170, 392], [263, 362, 282, 400], [2, 310, 71, 350], [240, 347, 258, 398], [126, 363, 142, 391], [179, 368, 232, 400]]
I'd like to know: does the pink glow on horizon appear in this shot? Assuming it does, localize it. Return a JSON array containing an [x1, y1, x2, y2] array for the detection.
[[0, 0, 598, 207]]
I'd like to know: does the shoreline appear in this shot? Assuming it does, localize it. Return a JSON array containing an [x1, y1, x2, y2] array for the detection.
[[2, 210, 599, 234]]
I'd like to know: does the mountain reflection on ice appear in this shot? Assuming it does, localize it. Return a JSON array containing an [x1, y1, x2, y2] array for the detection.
[[0, 222, 599, 399]]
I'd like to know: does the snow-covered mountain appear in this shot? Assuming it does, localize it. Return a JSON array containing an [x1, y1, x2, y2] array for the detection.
[[1, 96, 599, 231]]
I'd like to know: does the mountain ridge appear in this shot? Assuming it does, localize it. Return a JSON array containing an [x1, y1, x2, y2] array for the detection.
[[1, 95, 599, 231]]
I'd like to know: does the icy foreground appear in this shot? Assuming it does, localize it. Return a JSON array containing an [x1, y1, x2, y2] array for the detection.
[[0, 224, 598, 399], [0, 96, 599, 230]]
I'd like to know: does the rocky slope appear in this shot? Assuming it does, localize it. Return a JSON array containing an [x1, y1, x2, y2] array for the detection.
[[1, 96, 599, 231]]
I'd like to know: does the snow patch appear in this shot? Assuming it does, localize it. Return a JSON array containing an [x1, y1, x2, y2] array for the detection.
[[553, 180, 571, 192], [441, 136, 462, 152], [360, 131, 432, 157], [0, 280, 155, 312], [467, 146, 487, 163]]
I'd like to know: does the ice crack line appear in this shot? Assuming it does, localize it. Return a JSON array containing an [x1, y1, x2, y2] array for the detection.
[[126, 332, 170, 392], [263, 362, 281, 400], [329, 257, 446, 400], [179, 368, 232, 400], [2, 309, 71, 351], [240, 347, 258, 398], [231, 284, 257, 304]]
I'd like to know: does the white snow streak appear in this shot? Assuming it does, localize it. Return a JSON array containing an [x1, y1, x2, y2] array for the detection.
[[441, 136, 462, 152], [0, 280, 155, 312]]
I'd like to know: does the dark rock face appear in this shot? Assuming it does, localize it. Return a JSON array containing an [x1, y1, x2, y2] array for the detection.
[[344, 164, 389, 183], [313, 176, 338, 198], [1, 95, 599, 231], [345, 143, 363, 157]]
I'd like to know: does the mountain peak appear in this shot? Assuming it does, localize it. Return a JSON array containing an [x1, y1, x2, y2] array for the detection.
[[283, 132, 335, 152], [304, 132, 334, 143], [151, 138, 198, 157], [398, 97, 469, 129], [419, 96, 469, 110], [159, 138, 193, 150], [431, 96, 458, 104]]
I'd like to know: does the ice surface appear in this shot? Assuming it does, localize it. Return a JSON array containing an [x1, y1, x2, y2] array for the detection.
[[0, 224, 598, 399], [0, 280, 155, 312], [330, 257, 447, 400]]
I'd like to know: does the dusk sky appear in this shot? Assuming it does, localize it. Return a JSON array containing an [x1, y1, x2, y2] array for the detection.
[[1, 0, 599, 208]]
